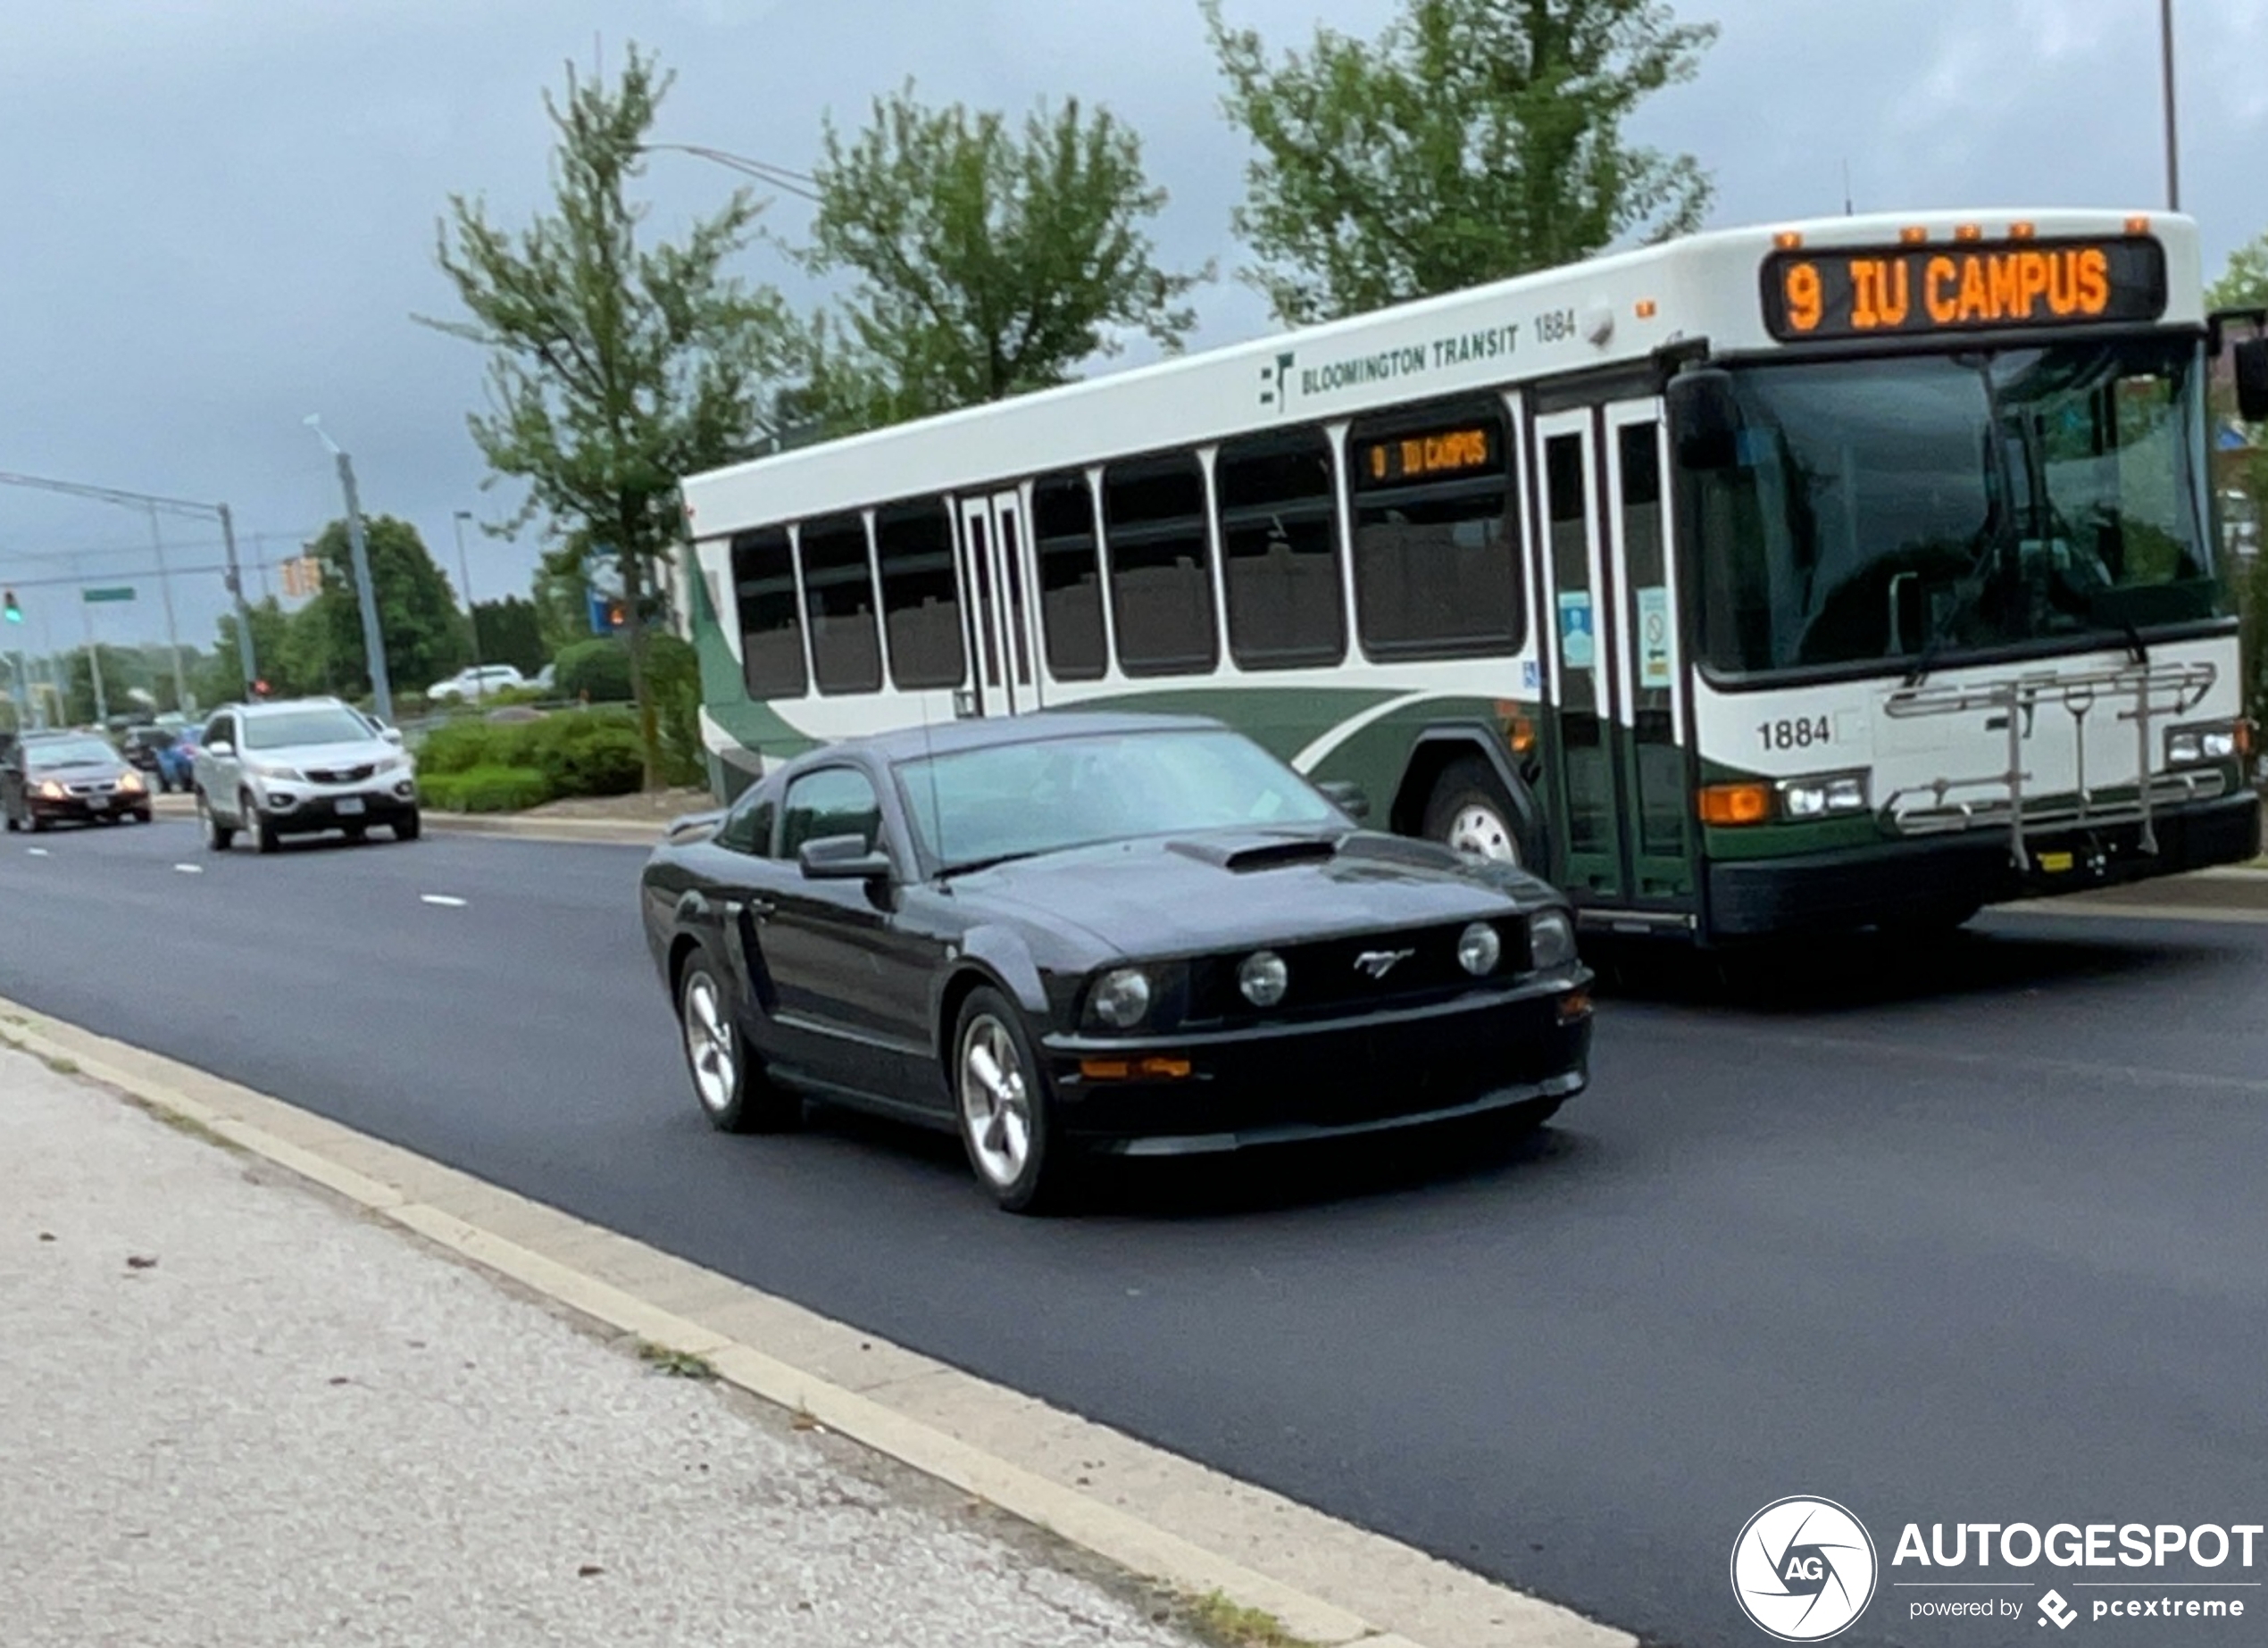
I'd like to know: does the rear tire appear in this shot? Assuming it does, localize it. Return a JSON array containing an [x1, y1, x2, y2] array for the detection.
[[677, 952, 797, 1133], [1422, 756, 1528, 867], [198, 790, 234, 852]]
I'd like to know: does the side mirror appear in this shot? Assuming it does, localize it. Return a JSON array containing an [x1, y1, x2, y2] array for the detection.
[[381, 727, 404, 745], [1666, 367, 1741, 471], [205, 740, 233, 758], [1317, 778, 1371, 821], [2235, 337, 2268, 424], [798, 832, 893, 881]]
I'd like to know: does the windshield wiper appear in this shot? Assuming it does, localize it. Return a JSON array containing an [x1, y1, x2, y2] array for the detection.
[[935, 850, 1042, 881]]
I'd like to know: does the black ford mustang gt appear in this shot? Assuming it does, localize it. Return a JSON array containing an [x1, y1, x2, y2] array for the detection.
[[640, 712, 1594, 1212]]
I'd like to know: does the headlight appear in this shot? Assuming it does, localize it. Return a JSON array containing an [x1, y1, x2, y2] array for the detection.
[[1456, 921, 1502, 976], [1528, 909, 1578, 970], [36, 779, 65, 800], [115, 770, 145, 793], [2167, 725, 2239, 765], [1237, 950, 1288, 1007], [246, 761, 302, 782], [1088, 967, 1153, 1029], [375, 754, 407, 774], [1776, 772, 1869, 819]]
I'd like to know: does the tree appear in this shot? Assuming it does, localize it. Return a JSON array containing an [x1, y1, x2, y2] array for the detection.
[[425, 45, 796, 789], [1203, 0, 1717, 326], [63, 644, 153, 727], [299, 516, 469, 699], [2208, 231, 2268, 744], [471, 595, 547, 676], [799, 80, 1207, 428]]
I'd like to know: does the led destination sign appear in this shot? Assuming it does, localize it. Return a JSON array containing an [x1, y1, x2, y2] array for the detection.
[[1356, 423, 1497, 486], [1762, 238, 2167, 342]]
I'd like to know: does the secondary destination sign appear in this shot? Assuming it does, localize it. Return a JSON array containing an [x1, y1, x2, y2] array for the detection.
[[1355, 421, 1497, 487], [1760, 238, 2167, 342], [81, 586, 136, 603]]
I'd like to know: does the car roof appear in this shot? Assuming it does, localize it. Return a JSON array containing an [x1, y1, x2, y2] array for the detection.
[[225, 696, 364, 718], [800, 710, 1231, 770]]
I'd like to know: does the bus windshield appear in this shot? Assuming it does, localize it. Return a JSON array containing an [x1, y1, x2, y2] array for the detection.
[[1691, 337, 2223, 678]]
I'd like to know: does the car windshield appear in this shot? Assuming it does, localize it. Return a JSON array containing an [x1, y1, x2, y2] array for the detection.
[[27, 737, 119, 769], [895, 728, 1339, 872], [242, 709, 374, 749], [1690, 337, 2223, 677]]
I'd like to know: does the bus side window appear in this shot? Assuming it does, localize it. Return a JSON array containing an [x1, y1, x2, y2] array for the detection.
[[733, 527, 807, 699], [800, 514, 883, 695], [1215, 429, 1347, 670], [876, 500, 968, 690], [1104, 453, 1218, 677], [1034, 473, 1107, 680], [1346, 399, 1522, 658]]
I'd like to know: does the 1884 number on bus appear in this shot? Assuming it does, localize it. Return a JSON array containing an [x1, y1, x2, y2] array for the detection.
[[1759, 715, 1832, 752]]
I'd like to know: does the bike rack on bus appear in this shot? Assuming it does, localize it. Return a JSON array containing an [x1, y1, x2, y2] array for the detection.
[[1875, 660, 2222, 871]]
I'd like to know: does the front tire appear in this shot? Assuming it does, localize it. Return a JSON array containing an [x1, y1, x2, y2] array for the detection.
[[246, 790, 280, 854], [1422, 756, 1526, 866], [677, 953, 797, 1133], [391, 809, 421, 843], [198, 790, 235, 852], [953, 986, 1074, 1214]]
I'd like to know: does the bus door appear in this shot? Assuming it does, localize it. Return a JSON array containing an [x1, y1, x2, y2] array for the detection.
[[955, 490, 1040, 715]]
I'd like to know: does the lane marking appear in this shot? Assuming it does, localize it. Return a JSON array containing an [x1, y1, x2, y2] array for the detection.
[[173, 864, 203, 875], [420, 895, 467, 908], [26, 847, 48, 857]]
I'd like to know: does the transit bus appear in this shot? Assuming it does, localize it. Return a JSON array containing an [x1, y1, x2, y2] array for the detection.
[[674, 208, 2264, 944]]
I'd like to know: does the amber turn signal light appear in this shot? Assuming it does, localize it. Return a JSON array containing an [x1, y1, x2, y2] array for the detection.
[[1079, 1056, 1194, 1082], [1697, 783, 1772, 826], [1557, 989, 1593, 1024]]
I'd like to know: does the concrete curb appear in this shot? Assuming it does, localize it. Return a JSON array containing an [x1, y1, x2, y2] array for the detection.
[[0, 996, 1631, 1648], [147, 793, 663, 847]]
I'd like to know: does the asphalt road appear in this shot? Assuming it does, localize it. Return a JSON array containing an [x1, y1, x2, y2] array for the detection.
[[4, 817, 2266, 1648]]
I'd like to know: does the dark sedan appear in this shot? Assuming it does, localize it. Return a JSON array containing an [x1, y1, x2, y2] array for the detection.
[[640, 712, 1594, 1212], [2, 732, 154, 830]]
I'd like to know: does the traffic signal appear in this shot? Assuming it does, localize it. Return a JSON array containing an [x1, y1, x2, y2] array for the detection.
[[2, 589, 18, 623]]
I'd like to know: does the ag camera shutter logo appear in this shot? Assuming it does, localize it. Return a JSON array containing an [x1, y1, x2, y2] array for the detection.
[[1731, 1496, 1878, 1641]]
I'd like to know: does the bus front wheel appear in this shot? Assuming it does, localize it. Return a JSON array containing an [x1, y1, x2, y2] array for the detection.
[[1422, 756, 1527, 867]]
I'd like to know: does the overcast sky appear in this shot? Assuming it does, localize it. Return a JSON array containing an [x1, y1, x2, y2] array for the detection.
[[3, 0, 2264, 673]]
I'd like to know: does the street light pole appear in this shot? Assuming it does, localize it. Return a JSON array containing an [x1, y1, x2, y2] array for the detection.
[[453, 510, 480, 671], [144, 504, 193, 712], [79, 583, 108, 726], [2161, 0, 2180, 211], [304, 417, 394, 724]]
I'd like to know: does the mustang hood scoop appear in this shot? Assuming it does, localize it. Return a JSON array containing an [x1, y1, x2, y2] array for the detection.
[[1166, 835, 1342, 872]]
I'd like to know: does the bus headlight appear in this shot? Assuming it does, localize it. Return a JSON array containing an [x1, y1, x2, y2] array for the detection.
[[1776, 771, 1869, 819], [2166, 723, 2238, 765]]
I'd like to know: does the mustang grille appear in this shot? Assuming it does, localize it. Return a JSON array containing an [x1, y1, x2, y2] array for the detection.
[[1186, 918, 1530, 1025]]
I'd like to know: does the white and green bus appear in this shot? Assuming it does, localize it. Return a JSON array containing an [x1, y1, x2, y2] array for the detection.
[[675, 207, 2263, 944]]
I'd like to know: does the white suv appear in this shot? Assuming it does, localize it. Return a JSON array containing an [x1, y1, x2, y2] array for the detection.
[[427, 664, 527, 703], [192, 697, 421, 853]]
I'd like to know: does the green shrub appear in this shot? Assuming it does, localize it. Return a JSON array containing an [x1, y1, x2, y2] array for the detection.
[[415, 718, 513, 776], [521, 712, 644, 796], [421, 765, 554, 812], [554, 638, 632, 702], [645, 633, 704, 787]]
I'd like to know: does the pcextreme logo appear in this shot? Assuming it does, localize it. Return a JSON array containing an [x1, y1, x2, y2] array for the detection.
[[1730, 1497, 1879, 1641]]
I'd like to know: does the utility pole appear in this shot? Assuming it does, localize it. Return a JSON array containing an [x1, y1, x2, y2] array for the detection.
[[79, 590, 108, 726], [216, 503, 257, 698], [2161, 0, 2180, 211], [453, 509, 480, 672], [144, 504, 193, 712], [304, 417, 394, 724]]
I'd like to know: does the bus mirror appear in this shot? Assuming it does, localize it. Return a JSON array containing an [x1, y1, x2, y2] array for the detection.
[[1668, 369, 1740, 471], [2234, 337, 2268, 423]]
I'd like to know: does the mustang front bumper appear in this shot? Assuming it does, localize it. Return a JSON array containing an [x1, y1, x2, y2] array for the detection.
[[1040, 970, 1594, 1153]]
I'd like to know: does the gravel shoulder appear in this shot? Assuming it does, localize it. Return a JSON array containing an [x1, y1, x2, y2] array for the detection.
[[0, 1044, 1211, 1648]]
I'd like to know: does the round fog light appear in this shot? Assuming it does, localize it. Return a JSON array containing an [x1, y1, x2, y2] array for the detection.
[[1457, 921, 1502, 976], [1238, 951, 1288, 1007]]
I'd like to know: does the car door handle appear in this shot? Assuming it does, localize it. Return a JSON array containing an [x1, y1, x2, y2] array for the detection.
[[727, 896, 775, 921]]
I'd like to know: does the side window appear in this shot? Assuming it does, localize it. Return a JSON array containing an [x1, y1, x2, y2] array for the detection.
[[1034, 472, 1106, 679], [799, 514, 883, 695], [1104, 452, 1217, 676], [204, 715, 234, 749], [1215, 429, 1347, 669], [1347, 399, 1523, 658], [779, 767, 885, 859], [733, 527, 806, 698], [875, 500, 966, 690], [715, 790, 778, 857]]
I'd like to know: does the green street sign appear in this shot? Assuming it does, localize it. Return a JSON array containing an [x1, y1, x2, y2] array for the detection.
[[82, 587, 136, 603]]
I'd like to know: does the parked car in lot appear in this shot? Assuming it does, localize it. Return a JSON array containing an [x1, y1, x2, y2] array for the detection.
[[2, 731, 152, 831], [640, 712, 1594, 1212], [119, 725, 195, 792], [427, 664, 528, 703], [191, 696, 421, 853]]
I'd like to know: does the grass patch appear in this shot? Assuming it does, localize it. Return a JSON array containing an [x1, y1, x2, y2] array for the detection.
[[633, 1340, 717, 1380], [43, 1055, 79, 1077], [145, 1105, 242, 1152], [1179, 1591, 1321, 1648]]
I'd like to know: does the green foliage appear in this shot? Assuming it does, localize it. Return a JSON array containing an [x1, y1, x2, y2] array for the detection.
[[2242, 549, 2268, 745], [1203, 0, 1718, 325], [421, 765, 555, 813], [553, 637, 634, 702], [644, 630, 705, 787], [471, 595, 548, 676], [2207, 231, 2268, 312], [413, 709, 646, 802], [425, 43, 796, 790], [288, 515, 472, 698], [798, 79, 1207, 429], [62, 645, 169, 726]]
